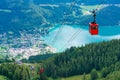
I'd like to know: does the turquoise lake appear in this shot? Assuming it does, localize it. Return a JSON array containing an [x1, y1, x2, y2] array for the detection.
[[44, 25, 120, 52]]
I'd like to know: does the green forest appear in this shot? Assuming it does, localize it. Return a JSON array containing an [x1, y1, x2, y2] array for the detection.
[[0, 63, 31, 80], [22, 54, 54, 63], [44, 39, 120, 79], [0, 39, 120, 80]]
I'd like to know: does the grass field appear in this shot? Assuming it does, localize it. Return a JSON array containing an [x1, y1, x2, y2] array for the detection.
[[48, 71, 102, 80], [59, 74, 90, 80], [48, 74, 90, 80]]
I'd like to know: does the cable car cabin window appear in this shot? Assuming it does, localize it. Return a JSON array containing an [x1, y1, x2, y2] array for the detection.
[[91, 26, 98, 30]]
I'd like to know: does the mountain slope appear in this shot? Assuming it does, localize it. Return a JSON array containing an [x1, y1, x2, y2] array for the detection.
[[33, 0, 120, 4], [0, 0, 120, 34], [44, 39, 120, 77], [97, 5, 120, 26]]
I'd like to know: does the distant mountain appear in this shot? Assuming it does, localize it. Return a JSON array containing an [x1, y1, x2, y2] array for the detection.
[[0, 0, 120, 34], [80, 5, 120, 26], [33, 0, 120, 4], [0, 0, 120, 33], [97, 5, 120, 26], [0, 0, 43, 33]]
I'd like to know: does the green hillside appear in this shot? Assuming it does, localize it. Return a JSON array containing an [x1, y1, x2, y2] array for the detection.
[[0, 63, 31, 80], [57, 74, 90, 80], [57, 70, 120, 80], [51, 70, 120, 80], [44, 39, 120, 78], [22, 54, 54, 63]]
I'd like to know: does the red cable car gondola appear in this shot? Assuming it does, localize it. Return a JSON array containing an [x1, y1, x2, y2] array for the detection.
[[89, 22, 98, 35], [37, 68, 44, 75], [89, 10, 98, 35]]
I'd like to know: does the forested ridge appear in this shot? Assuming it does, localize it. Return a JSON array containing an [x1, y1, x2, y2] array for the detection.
[[44, 39, 120, 78], [22, 54, 54, 63], [0, 63, 48, 80]]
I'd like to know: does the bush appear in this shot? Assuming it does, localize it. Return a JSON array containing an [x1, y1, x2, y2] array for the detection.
[[40, 73, 48, 80], [101, 67, 109, 78], [90, 69, 98, 80]]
